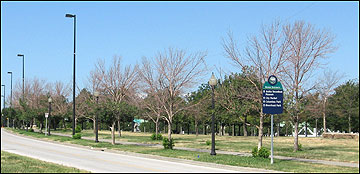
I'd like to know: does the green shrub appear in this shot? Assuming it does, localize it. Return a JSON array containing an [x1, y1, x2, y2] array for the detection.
[[150, 133, 163, 140], [258, 147, 270, 158], [252, 147, 270, 158], [28, 129, 34, 132], [72, 133, 82, 139], [75, 125, 82, 133], [298, 143, 303, 151], [252, 147, 258, 157], [206, 140, 211, 146], [163, 138, 175, 149]]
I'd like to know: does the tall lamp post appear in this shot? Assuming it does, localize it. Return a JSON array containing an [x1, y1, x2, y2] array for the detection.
[[209, 72, 217, 155], [48, 97, 52, 136], [65, 13, 76, 135], [1, 85, 5, 110], [17, 54, 25, 101], [1, 85, 5, 127], [94, 91, 99, 143], [7, 72, 12, 108]]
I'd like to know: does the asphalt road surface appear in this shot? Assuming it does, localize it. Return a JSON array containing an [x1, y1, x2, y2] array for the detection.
[[1, 128, 279, 173]]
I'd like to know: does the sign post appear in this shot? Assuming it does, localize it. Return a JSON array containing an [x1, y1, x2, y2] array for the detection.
[[262, 75, 283, 164], [45, 113, 49, 136]]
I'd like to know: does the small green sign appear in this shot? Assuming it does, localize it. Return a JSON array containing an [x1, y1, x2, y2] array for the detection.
[[263, 81, 283, 90]]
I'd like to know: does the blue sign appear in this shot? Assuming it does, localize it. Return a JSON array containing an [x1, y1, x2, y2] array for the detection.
[[262, 75, 283, 114]]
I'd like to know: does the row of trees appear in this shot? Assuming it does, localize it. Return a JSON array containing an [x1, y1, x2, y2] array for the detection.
[[1, 20, 358, 152]]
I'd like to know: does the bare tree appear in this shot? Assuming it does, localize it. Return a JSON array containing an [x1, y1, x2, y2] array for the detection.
[[27, 78, 48, 129], [281, 21, 337, 151], [138, 92, 164, 138], [139, 47, 207, 144], [93, 56, 139, 145], [50, 81, 71, 129], [303, 92, 322, 137], [315, 70, 343, 133], [137, 57, 165, 138], [11, 78, 48, 130], [222, 21, 290, 150], [85, 69, 103, 133]]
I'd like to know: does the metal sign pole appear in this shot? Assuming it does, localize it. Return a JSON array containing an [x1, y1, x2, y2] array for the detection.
[[263, 75, 283, 165], [45, 113, 48, 136], [271, 114, 274, 164], [45, 117, 48, 136]]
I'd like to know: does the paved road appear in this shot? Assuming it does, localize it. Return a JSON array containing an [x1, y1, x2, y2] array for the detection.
[[1, 128, 279, 173]]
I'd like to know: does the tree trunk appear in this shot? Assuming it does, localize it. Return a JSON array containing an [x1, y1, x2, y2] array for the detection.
[[118, 120, 121, 137], [111, 121, 116, 145], [155, 121, 159, 137], [167, 121, 172, 141], [204, 123, 207, 135], [222, 123, 225, 136], [219, 124, 224, 136], [30, 120, 34, 129], [323, 99, 327, 133], [195, 120, 198, 137], [63, 118, 66, 130], [93, 118, 96, 134], [294, 116, 299, 152], [39, 123, 43, 133]]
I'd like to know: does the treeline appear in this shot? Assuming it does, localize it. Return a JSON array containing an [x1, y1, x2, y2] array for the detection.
[[1, 20, 359, 152]]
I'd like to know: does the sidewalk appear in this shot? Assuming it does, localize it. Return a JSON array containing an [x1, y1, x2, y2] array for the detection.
[[41, 130, 360, 168]]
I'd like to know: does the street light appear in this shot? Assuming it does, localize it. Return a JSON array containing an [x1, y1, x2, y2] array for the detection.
[[94, 91, 99, 143], [1, 85, 5, 128], [1, 84, 5, 110], [7, 72, 13, 108], [17, 54, 25, 101], [209, 72, 217, 156], [48, 97, 52, 136], [65, 13, 76, 136]]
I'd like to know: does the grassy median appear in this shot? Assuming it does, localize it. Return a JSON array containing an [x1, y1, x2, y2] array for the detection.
[[53, 128, 359, 163], [5, 128, 359, 173], [1, 151, 89, 173]]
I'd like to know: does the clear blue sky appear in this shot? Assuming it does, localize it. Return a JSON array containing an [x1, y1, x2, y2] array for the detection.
[[1, 1, 359, 110]]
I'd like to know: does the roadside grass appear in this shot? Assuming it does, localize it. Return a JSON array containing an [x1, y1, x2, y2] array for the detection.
[[1, 151, 89, 173], [52, 128, 359, 163], [5, 128, 359, 173]]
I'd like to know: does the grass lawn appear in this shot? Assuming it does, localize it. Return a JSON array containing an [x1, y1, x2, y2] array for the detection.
[[6, 128, 359, 173], [1, 151, 89, 173], [52, 128, 359, 163]]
